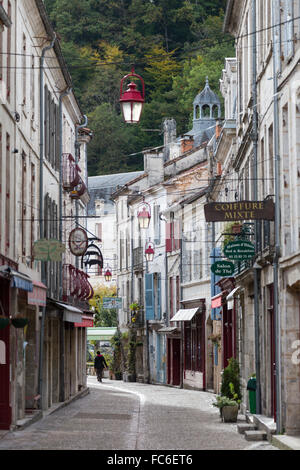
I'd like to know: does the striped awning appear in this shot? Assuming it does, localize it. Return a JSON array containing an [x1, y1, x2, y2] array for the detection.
[[0, 265, 33, 292], [27, 280, 47, 306], [170, 308, 199, 322]]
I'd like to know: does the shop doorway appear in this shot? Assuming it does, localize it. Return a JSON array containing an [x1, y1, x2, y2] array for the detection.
[[0, 279, 11, 429], [268, 284, 276, 421], [167, 338, 181, 386]]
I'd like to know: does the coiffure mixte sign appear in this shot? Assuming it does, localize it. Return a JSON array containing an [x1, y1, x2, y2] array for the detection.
[[204, 199, 275, 223]]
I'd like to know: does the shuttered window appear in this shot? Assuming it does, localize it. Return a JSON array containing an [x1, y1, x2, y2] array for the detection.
[[145, 273, 155, 320], [166, 222, 172, 252], [282, 0, 294, 60], [169, 277, 174, 318], [166, 221, 181, 252], [154, 205, 161, 244], [156, 273, 161, 319]]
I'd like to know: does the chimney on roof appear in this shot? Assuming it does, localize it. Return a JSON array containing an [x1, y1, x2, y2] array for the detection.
[[144, 149, 164, 186], [163, 118, 177, 161], [180, 135, 194, 154], [216, 120, 222, 140]]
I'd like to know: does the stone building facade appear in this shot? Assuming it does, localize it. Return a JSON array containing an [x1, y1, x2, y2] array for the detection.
[[223, 0, 300, 435], [0, 0, 92, 430]]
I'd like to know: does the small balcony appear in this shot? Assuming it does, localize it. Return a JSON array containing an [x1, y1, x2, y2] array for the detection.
[[62, 264, 93, 303]]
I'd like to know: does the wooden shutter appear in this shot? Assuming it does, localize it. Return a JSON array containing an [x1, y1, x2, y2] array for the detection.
[[154, 205, 161, 244], [166, 222, 172, 252], [96, 223, 102, 241], [176, 275, 180, 312], [169, 277, 174, 318], [157, 273, 161, 319], [283, 0, 294, 60], [174, 220, 181, 251], [211, 247, 222, 320], [145, 273, 155, 320]]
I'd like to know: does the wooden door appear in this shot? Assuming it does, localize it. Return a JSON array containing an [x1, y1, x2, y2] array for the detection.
[[268, 285, 276, 421], [223, 304, 233, 368], [0, 280, 11, 429], [172, 339, 181, 386]]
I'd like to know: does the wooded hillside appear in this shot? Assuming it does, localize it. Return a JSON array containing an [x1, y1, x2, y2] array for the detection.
[[44, 0, 234, 175]]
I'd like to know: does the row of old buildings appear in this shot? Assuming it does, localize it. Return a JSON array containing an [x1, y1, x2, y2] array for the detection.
[[0, 0, 94, 431], [87, 0, 300, 439]]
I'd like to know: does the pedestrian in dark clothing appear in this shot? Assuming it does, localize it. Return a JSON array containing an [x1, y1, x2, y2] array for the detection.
[[94, 351, 108, 382]]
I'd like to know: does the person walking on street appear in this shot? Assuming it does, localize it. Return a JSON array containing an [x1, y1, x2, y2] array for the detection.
[[94, 351, 108, 382]]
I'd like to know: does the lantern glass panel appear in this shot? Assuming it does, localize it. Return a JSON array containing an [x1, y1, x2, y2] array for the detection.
[[121, 101, 143, 124], [146, 252, 154, 262], [139, 215, 150, 229]]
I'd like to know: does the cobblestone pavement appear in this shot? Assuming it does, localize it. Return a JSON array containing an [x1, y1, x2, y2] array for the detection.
[[0, 378, 278, 451]]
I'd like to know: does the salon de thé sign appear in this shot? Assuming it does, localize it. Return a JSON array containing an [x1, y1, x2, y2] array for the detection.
[[204, 199, 275, 223]]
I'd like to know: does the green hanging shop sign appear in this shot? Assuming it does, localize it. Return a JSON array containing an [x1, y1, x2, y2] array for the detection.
[[224, 240, 255, 260], [211, 261, 235, 277]]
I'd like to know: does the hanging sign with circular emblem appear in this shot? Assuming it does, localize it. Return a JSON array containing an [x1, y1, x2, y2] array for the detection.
[[69, 228, 88, 256]]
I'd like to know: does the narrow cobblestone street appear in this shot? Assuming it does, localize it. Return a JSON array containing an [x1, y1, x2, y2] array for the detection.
[[0, 378, 277, 451]]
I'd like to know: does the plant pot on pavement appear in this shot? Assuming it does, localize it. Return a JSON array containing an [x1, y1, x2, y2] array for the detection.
[[127, 374, 136, 382], [222, 405, 239, 423]]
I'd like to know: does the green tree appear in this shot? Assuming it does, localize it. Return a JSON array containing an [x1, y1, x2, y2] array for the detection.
[[89, 283, 118, 327], [44, 0, 234, 176]]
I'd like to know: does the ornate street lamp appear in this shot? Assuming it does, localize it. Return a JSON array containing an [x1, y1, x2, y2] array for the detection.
[[120, 67, 145, 124], [104, 268, 112, 282], [145, 242, 155, 262], [137, 202, 151, 229]]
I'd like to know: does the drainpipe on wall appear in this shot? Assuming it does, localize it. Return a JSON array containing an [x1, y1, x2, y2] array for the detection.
[[58, 87, 72, 403], [58, 87, 72, 295], [130, 215, 134, 304], [38, 33, 56, 408], [179, 207, 184, 389], [251, 0, 261, 415], [74, 115, 88, 268], [272, 1, 282, 434]]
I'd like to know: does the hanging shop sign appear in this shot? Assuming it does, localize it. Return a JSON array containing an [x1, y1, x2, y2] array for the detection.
[[103, 297, 123, 309], [223, 240, 255, 260], [204, 199, 275, 222], [211, 260, 235, 277], [33, 239, 65, 262], [69, 228, 88, 256]]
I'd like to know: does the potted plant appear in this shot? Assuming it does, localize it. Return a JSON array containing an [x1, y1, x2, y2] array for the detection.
[[213, 393, 239, 422], [127, 331, 137, 382], [221, 358, 242, 402], [129, 302, 141, 324], [214, 357, 242, 423]]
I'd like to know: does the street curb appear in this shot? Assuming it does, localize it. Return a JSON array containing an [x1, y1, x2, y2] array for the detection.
[[10, 387, 90, 432], [45, 387, 90, 417], [271, 435, 300, 451]]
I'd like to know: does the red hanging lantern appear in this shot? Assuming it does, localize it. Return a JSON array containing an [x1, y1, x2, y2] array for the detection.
[[137, 202, 151, 229], [145, 242, 155, 262], [104, 268, 112, 282], [120, 67, 145, 124]]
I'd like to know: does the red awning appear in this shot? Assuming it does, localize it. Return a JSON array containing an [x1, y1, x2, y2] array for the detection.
[[211, 293, 223, 309], [74, 315, 94, 328], [27, 280, 47, 307]]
